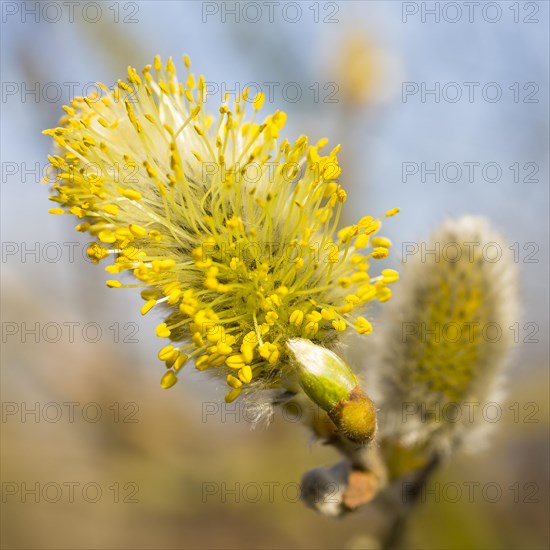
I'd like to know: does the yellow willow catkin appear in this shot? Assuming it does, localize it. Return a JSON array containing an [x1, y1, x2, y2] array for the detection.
[[373, 216, 519, 455], [43, 55, 399, 403]]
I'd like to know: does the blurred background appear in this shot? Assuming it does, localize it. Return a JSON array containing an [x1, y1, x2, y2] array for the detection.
[[1, 1, 548, 548]]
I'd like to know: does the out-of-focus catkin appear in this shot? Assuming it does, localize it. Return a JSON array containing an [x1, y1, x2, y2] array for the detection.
[[373, 216, 519, 458]]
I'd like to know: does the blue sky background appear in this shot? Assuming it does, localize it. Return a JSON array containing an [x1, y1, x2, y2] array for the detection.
[[2, 0, 548, 365]]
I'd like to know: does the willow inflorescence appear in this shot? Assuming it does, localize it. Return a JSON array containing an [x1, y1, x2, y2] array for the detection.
[[44, 55, 398, 420]]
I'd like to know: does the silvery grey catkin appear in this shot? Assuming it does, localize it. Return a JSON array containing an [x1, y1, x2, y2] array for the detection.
[[373, 216, 519, 456]]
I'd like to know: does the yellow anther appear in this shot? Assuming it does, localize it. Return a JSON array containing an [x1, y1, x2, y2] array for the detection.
[[174, 354, 188, 371], [156, 323, 171, 338], [117, 187, 142, 201], [238, 365, 253, 384], [357, 285, 376, 301], [364, 220, 381, 235], [317, 137, 329, 149], [195, 355, 210, 370], [226, 216, 244, 232], [160, 371, 178, 389], [141, 299, 157, 315], [371, 236, 392, 248], [205, 325, 226, 343], [371, 247, 389, 259], [306, 311, 322, 323], [303, 321, 319, 337], [321, 308, 336, 321], [226, 355, 246, 369], [253, 92, 265, 110], [337, 303, 354, 314], [381, 269, 399, 283], [167, 289, 182, 305], [69, 206, 85, 217], [338, 226, 358, 243], [336, 189, 347, 202], [158, 345, 177, 362], [87, 243, 109, 261], [98, 230, 116, 244], [152, 259, 176, 272], [240, 344, 254, 364], [227, 375, 242, 389], [129, 224, 147, 237], [225, 388, 241, 403], [258, 342, 279, 364], [217, 342, 233, 356], [356, 317, 373, 334], [377, 287, 392, 302], [354, 234, 369, 249], [265, 311, 278, 325], [294, 257, 304, 270], [243, 331, 259, 346], [192, 332, 204, 347], [327, 246, 340, 263], [289, 310, 304, 326]]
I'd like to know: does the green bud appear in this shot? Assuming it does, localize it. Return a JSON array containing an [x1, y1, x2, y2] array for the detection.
[[287, 339, 377, 444], [288, 338, 356, 409]]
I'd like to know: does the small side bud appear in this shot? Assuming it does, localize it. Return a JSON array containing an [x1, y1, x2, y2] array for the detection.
[[287, 339, 377, 444], [301, 461, 380, 517]]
